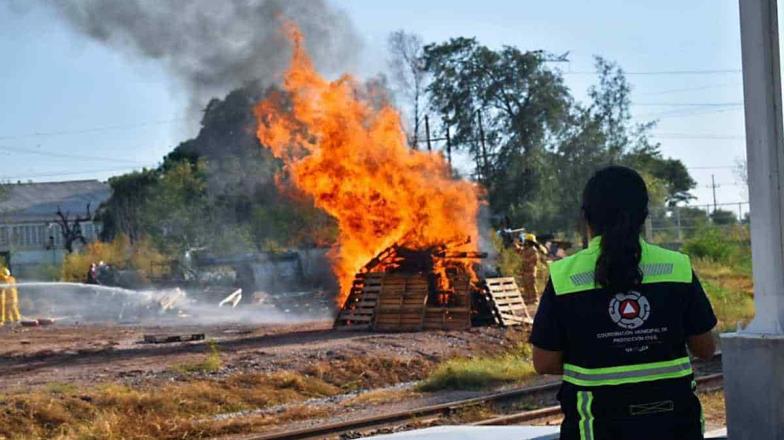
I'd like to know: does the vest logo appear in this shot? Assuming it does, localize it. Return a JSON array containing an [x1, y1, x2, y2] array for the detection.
[[609, 291, 650, 329]]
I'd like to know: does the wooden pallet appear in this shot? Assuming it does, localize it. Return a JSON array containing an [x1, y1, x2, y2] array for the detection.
[[335, 273, 384, 330], [374, 273, 429, 332], [423, 306, 471, 330], [484, 277, 531, 326]]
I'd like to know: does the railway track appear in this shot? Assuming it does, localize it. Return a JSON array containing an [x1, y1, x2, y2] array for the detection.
[[241, 353, 724, 440]]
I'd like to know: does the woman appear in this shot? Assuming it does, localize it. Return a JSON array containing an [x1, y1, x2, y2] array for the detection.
[[530, 166, 717, 440]]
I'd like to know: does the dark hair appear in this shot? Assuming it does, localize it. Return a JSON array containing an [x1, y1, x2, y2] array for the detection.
[[582, 166, 649, 292]]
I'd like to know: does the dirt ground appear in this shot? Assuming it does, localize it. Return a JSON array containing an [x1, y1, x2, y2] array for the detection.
[[0, 319, 528, 392]]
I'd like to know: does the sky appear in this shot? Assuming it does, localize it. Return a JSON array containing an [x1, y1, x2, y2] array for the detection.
[[0, 0, 751, 211]]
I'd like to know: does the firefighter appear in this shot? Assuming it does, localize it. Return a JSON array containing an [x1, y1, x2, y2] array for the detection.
[[516, 232, 547, 306], [0, 267, 21, 325], [530, 166, 717, 440]]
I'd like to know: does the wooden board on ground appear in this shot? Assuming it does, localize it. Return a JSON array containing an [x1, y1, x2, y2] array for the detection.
[[484, 277, 531, 326], [143, 333, 205, 344], [373, 273, 428, 332], [335, 273, 384, 330]]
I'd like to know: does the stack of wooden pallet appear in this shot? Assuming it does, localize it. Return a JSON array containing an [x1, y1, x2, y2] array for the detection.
[[374, 273, 429, 331], [483, 277, 531, 326], [336, 272, 529, 332]]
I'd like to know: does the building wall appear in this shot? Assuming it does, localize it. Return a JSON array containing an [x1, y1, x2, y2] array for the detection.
[[0, 220, 101, 279]]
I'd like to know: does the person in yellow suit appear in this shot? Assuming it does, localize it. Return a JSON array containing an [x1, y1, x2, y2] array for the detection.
[[0, 267, 21, 325], [516, 233, 548, 306]]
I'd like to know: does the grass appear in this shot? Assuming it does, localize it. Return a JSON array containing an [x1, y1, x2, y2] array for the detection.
[[693, 258, 755, 332], [417, 353, 535, 392]]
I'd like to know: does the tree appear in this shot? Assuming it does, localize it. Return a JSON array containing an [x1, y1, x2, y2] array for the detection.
[[421, 43, 696, 237], [711, 209, 738, 225], [55, 204, 92, 253], [139, 160, 212, 254], [423, 37, 570, 209], [532, 58, 692, 235], [99, 168, 159, 242], [387, 30, 428, 148], [679, 206, 711, 234]]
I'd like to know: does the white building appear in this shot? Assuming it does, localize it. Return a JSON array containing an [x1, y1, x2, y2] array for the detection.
[[0, 180, 110, 279]]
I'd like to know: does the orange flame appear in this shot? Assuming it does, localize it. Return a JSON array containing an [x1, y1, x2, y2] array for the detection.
[[255, 24, 481, 306]]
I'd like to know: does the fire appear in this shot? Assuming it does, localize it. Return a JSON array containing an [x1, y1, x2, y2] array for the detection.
[[255, 24, 481, 306]]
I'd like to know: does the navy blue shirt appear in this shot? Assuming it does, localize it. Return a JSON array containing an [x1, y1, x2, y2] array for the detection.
[[530, 272, 717, 367]]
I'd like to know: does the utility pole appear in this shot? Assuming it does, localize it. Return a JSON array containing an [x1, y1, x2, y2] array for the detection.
[[675, 206, 683, 242], [476, 111, 489, 182], [445, 124, 452, 170], [711, 174, 718, 213], [424, 115, 432, 152]]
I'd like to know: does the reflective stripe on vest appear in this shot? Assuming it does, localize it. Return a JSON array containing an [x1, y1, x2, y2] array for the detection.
[[577, 391, 595, 440], [563, 356, 693, 387], [550, 237, 692, 295]]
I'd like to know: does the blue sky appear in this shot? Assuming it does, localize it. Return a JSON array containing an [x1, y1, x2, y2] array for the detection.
[[0, 0, 749, 209]]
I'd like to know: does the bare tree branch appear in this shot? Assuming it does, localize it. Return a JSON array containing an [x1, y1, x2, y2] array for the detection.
[[387, 30, 429, 148], [54, 203, 92, 253]]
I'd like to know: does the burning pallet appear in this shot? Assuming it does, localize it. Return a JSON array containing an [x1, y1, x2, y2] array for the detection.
[[335, 243, 529, 332]]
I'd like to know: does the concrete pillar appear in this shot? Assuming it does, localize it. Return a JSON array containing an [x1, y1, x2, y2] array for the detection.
[[721, 0, 784, 438]]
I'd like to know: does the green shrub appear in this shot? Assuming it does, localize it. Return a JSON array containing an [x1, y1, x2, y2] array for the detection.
[[682, 227, 736, 262], [417, 353, 534, 391]]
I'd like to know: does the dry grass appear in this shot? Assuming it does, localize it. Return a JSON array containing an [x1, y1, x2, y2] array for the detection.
[[302, 356, 432, 392], [341, 388, 417, 408], [0, 371, 342, 439], [699, 389, 726, 429], [0, 353, 435, 439]]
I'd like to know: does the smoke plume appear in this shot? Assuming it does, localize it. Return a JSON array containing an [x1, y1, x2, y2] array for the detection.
[[38, 0, 360, 113]]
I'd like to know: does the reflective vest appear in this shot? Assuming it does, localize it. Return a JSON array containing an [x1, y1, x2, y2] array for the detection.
[[549, 238, 694, 388]]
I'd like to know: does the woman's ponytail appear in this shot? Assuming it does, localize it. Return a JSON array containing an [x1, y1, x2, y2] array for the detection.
[[582, 166, 649, 292]]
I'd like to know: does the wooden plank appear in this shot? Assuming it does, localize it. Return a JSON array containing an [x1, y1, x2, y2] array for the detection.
[[337, 314, 373, 322], [143, 333, 205, 344]]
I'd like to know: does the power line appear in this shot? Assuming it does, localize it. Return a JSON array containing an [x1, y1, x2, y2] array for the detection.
[[0, 144, 148, 165], [0, 117, 193, 141], [563, 69, 741, 76], [632, 102, 743, 107], [635, 106, 742, 119], [0, 165, 155, 181], [651, 132, 744, 140], [686, 165, 738, 170], [638, 82, 741, 96]]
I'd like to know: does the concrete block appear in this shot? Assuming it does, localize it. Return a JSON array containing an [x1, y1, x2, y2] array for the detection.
[[721, 332, 784, 439]]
